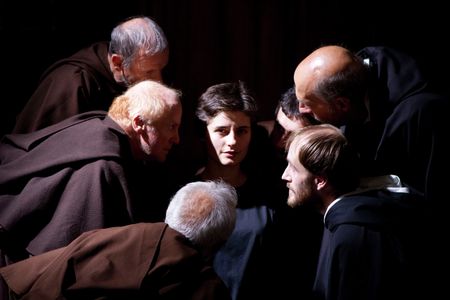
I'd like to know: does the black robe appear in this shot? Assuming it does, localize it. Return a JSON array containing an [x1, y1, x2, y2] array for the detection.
[[12, 41, 126, 134], [347, 47, 450, 210], [0, 223, 231, 300], [313, 178, 430, 300], [347, 47, 450, 299]]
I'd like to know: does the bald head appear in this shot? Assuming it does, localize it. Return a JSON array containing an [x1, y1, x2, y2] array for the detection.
[[294, 46, 355, 93], [293, 46, 369, 126]]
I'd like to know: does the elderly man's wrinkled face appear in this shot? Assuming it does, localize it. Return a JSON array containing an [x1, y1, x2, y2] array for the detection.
[[117, 49, 169, 86], [141, 99, 182, 162]]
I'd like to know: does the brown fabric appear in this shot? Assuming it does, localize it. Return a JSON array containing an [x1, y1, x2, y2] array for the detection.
[[12, 42, 126, 134], [0, 223, 231, 300], [0, 113, 139, 258]]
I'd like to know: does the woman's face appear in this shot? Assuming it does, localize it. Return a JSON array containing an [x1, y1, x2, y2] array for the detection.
[[205, 111, 251, 166]]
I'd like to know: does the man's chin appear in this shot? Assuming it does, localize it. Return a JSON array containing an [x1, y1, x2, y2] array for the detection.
[[143, 154, 166, 164], [287, 197, 300, 208]]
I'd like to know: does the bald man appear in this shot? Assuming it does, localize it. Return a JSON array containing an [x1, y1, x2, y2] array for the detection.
[[293, 46, 448, 299], [293, 45, 449, 212]]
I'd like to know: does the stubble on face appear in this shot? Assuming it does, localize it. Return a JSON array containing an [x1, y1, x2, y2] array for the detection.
[[286, 168, 318, 208]]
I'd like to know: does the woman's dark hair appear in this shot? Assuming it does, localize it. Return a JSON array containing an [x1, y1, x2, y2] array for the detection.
[[196, 81, 258, 123]]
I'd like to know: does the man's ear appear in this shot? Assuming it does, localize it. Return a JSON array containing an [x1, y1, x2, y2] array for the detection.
[[111, 54, 124, 71], [132, 115, 146, 132], [315, 176, 327, 191], [335, 97, 351, 113], [298, 100, 311, 114]]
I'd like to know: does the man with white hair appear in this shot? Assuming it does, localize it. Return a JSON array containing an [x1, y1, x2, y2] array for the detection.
[[0, 180, 237, 300], [0, 80, 182, 278]]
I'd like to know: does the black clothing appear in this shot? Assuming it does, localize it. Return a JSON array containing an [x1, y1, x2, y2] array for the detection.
[[313, 177, 429, 300], [352, 46, 449, 209]]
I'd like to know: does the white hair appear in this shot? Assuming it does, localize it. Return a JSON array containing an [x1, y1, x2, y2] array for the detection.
[[165, 180, 237, 252]]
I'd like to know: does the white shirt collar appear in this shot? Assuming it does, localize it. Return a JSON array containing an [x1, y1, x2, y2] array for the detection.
[[323, 174, 409, 222]]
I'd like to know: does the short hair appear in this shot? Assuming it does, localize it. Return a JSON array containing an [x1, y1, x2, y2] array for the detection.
[[275, 86, 301, 119], [196, 81, 258, 123], [314, 51, 370, 107], [165, 180, 238, 252], [108, 80, 181, 130], [287, 124, 360, 194], [109, 16, 168, 68]]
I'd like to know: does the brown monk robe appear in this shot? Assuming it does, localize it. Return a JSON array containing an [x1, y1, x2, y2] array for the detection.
[[0, 223, 230, 300]]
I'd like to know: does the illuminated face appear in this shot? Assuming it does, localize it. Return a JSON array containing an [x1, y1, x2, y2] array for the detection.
[[121, 49, 169, 85], [281, 142, 317, 208], [294, 64, 343, 126], [141, 98, 182, 162], [205, 111, 251, 167], [295, 94, 340, 126]]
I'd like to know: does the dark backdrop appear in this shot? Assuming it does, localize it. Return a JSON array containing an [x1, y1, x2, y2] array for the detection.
[[1, 0, 448, 137]]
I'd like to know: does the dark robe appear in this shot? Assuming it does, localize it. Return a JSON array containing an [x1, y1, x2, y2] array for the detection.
[[347, 49, 449, 293], [313, 179, 430, 300], [347, 47, 450, 210], [0, 111, 170, 261], [12, 41, 126, 134], [0, 223, 231, 300]]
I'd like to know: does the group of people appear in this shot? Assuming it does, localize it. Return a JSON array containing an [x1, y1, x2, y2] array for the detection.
[[1, 180, 238, 299], [0, 15, 448, 300]]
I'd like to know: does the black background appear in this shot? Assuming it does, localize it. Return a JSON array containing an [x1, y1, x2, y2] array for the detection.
[[1, 0, 448, 137]]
